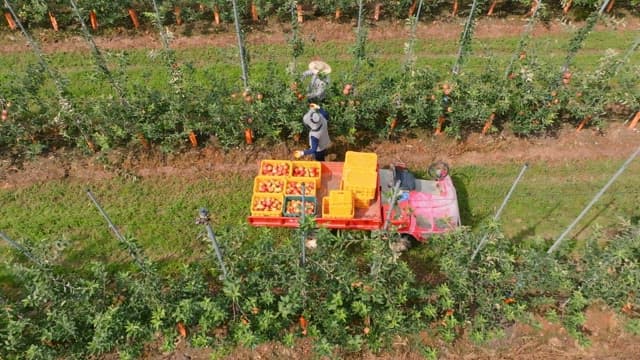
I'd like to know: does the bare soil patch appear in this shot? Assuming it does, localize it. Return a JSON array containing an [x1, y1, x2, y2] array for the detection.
[[1, 16, 638, 54], [2, 122, 638, 190]]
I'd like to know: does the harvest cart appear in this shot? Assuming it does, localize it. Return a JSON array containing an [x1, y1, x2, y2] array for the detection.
[[248, 154, 461, 242]]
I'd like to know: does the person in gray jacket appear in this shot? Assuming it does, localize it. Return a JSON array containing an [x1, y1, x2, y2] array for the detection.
[[301, 60, 331, 103], [295, 103, 331, 161]]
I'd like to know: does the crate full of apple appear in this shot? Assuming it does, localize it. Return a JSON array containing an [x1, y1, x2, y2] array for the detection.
[[260, 160, 292, 177], [291, 161, 322, 187], [254, 176, 285, 194], [285, 179, 316, 196], [250, 193, 284, 217], [283, 196, 317, 217]]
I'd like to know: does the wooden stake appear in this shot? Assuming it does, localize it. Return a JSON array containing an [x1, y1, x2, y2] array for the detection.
[[335, 7, 341, 20], [128, 8, 140, 29], [251, 1, 259, 22], [526, 0, 538, 17], [137, 133, 150, 149], [435, 115, 446, 135], [86, 139, 96, 152], [628, 111, 640, 130], [563, 0, 572, 14], [89, 10, 98, 30], [49, 11, 59, 32], [452, 0, 459, 17], [606, 0, 615, 12], [174, 7, 182, 25], [4, 11, 16, 30], [245, 128, 254, 144], [482, 113, 496, 135], [374, 3, 382, 21], [576, 115, 591, 132], [213, 4, 221, 24], [189, 131, 198, 147], [487, 0, 498, 16], [297, 3, 304, 23], [408, 0, 417, 17]]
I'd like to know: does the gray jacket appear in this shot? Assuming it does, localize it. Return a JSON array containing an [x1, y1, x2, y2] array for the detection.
[[301, 70, 329, 103]]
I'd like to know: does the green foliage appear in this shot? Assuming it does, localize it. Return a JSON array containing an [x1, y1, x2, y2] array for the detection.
[[1, 172, 640, 357]]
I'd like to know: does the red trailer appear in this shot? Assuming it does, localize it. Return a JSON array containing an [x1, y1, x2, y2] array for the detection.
[[248, 158, 461, 242]]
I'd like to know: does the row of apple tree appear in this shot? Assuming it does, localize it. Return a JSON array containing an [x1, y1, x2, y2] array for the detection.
[[3, 0, 637, 32], [0, 45, 637, 156]]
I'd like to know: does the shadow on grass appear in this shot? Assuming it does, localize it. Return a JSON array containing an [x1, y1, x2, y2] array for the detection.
[[451, 172, 475, 228], [573, 199, 616, 240], [511, 202, 561, 244]]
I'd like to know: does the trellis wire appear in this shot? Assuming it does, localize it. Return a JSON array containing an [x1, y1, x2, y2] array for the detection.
[[404, 0, 424, 71], [561, 0, 612, 73], [0, 230, 44, 268], [3, 0, 94, 151], [470, 163, 528, 263], [150, 0, 171, 51], [548, 145, 640, 254], [353, 0, 367, 76], [504, 0, 543, 77], [612, 34, 640, 76], [288, 1, 304, 74], [230, 0, 250, 90], [452, 0, 482, 75], [299, 183, 307, 267], [68, 0, 129, 107], [196, 208, 229, 279]]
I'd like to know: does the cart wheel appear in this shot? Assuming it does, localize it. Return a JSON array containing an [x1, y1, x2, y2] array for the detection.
[[428, 161, 450, 180], [390, 234, 414, 254]]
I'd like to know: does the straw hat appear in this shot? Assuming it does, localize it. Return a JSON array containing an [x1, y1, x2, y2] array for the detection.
[[308, 60, 332, 75]]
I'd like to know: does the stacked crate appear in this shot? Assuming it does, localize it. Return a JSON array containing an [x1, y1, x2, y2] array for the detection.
[[284, 160, 321, 216], [341, 151, 378, 208], [250, 160, 291, 217], [322, 190, 355, 219], [251, 159, 322, 217]]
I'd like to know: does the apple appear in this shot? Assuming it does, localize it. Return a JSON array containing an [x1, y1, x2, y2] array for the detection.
[[261, 163, 290, 176], [256, 178, 284, 193], [285, 181, 315, 195], [285, 200, 315, 216], [253, 196, 282, 213]]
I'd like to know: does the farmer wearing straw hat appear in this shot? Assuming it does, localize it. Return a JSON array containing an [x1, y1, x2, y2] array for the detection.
[[294, 102, 331, 161], [294, 60, 332, 161], [301, 60, 331, 104]]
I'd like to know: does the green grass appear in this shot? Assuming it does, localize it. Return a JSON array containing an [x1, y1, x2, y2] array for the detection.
[[455, 159, 640, 240], [1, 25, 637, 98], [2, 157, 639, 278]]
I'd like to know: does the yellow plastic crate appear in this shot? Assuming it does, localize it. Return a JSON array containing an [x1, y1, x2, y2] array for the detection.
[[329, 190, 353, 203], [291, 160, 322, 187], [353, 196, 373, 209], [341, 168, 377, 201], [322, 196, 355, 219], [344, 151, 378, 173], [253, 176, 285, 194], [285, 178, 317, 196], [250, 193, 284, 217], [259, 160, 292, 177]]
